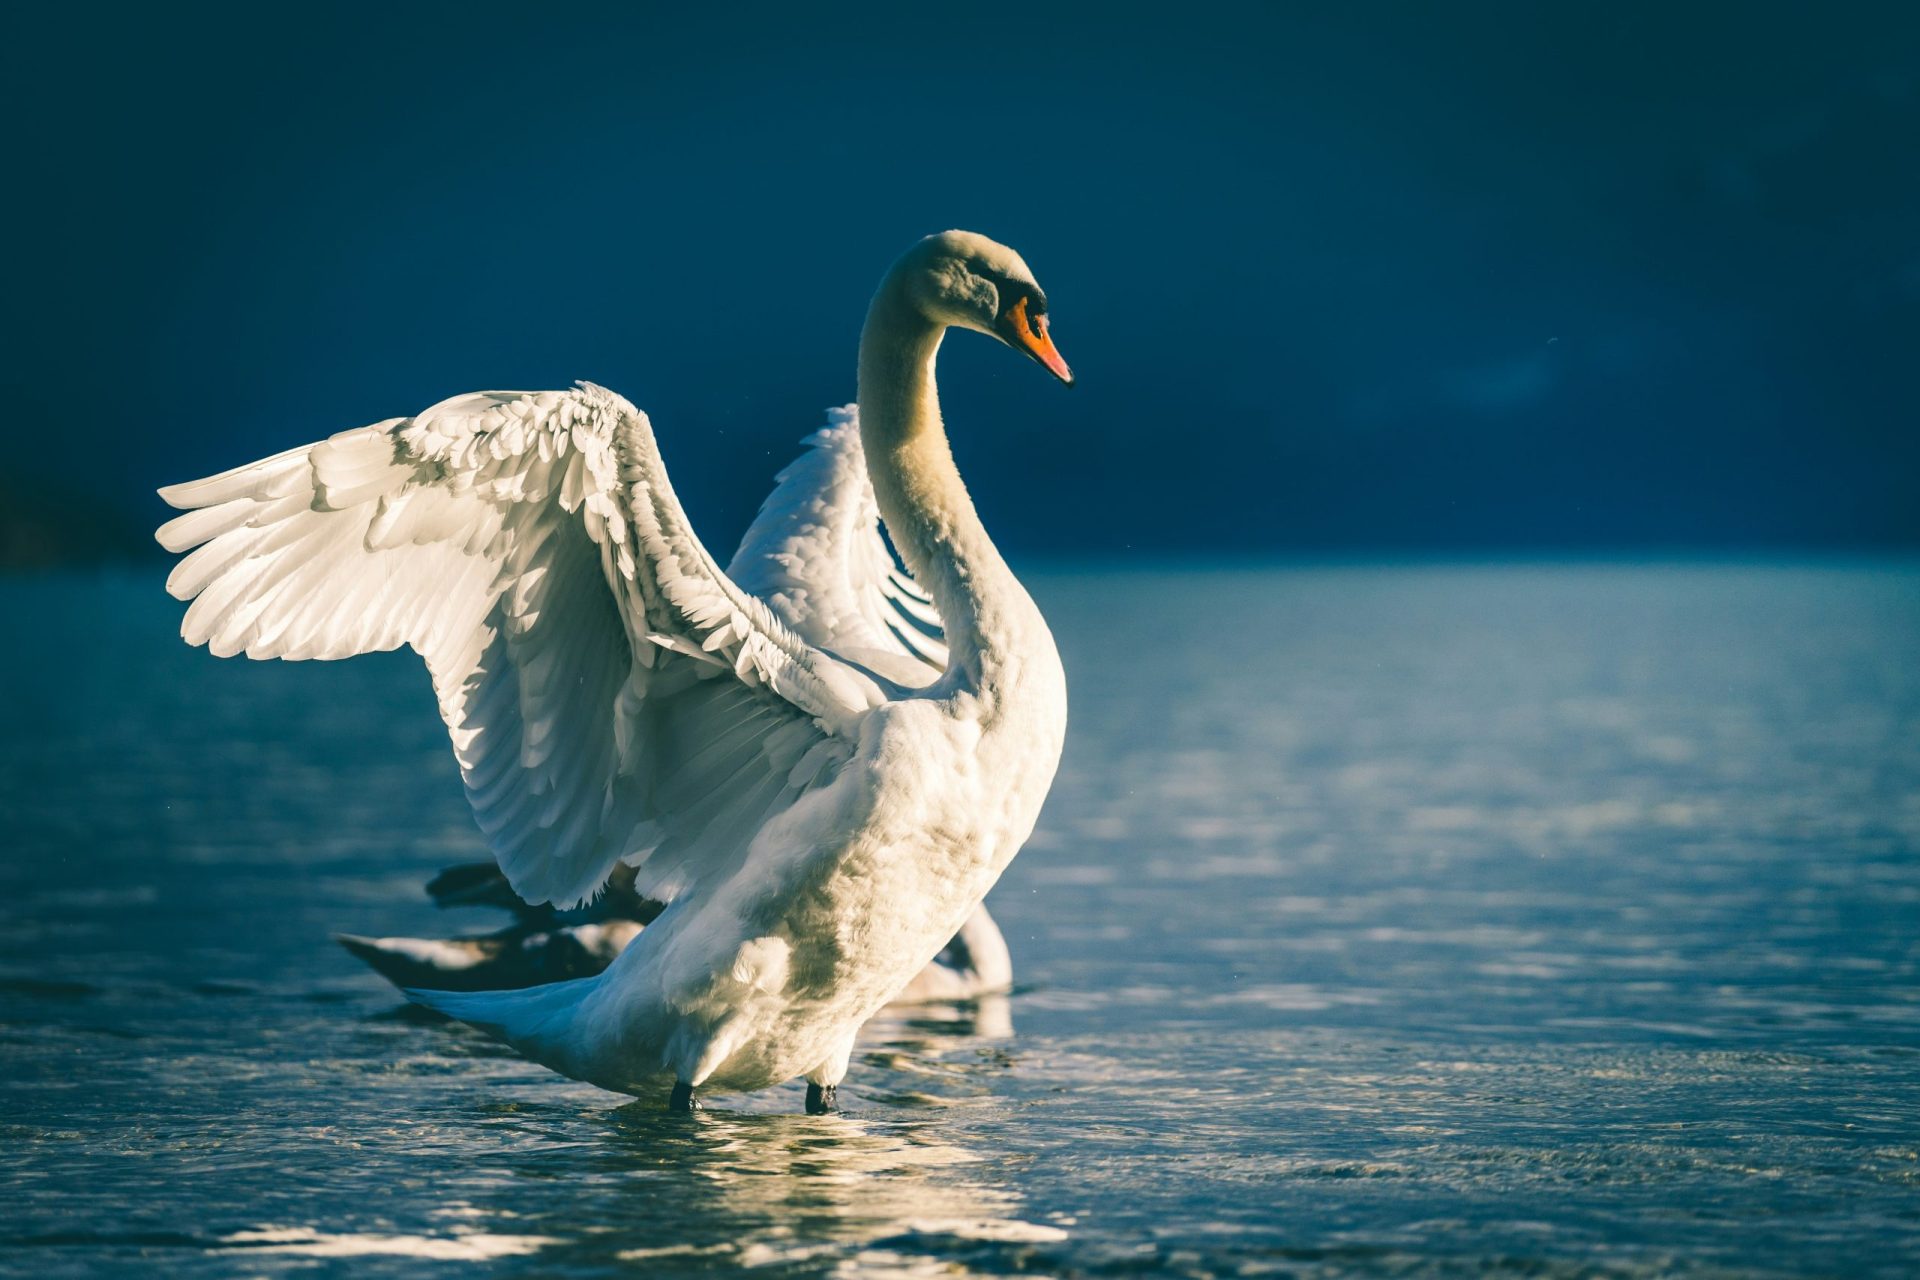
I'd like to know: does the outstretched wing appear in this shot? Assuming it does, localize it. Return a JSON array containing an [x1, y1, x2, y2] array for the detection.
[[158, 383, 887, 908], [728, 407, 947, 687]]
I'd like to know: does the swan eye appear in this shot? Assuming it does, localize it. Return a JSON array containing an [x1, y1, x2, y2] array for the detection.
[[1006, 295, 1045, 339]]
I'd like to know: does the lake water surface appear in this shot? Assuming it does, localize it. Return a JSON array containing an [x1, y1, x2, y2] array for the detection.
[[3, 564, 1918, 1277]]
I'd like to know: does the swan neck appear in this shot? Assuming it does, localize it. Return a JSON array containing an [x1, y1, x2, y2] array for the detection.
[[856, 284, 1026, 685]]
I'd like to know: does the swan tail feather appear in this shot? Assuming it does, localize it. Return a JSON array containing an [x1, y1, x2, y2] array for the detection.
[[404, 976, 601, 1069]]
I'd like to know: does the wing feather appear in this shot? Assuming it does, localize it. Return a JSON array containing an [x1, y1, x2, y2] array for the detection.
[[727, 408, 948, 685], [158, 384, 874, 908]]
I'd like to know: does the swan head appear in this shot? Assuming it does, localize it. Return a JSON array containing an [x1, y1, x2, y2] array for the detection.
[[891, 230, 1074, 387]]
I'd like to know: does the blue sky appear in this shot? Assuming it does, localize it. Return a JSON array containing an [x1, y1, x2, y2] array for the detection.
[[7, 2, 1917, 558]]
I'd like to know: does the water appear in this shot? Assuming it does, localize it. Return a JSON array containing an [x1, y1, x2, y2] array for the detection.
[[3, 563, 1917, 1277]]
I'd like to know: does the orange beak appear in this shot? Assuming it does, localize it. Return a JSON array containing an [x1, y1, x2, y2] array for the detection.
[[998, 295, 1074, 387]]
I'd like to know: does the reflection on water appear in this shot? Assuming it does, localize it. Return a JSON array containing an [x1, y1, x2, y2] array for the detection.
[[533, 1003, 1050, 1276], [3, 565, 1919, 1276], [590, 1094, 1063, 1276], [211, 1226, 561, 1262]]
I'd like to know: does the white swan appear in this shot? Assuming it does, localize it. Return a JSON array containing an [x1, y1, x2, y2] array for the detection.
[[156, 230, 1070, 1113]]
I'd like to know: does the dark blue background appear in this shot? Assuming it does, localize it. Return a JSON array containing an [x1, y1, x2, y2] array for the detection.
[[7, 2, 1916, 561]]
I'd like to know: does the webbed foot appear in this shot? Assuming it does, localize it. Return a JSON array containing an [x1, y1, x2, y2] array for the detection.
[[805, 1082, 838, 1115]]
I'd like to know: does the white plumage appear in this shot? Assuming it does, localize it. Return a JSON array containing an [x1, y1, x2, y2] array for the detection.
[[157, 230, 1072, 1110]]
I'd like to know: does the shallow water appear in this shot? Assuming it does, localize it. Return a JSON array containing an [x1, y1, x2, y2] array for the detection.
[[3, 564, 1918, 1277]]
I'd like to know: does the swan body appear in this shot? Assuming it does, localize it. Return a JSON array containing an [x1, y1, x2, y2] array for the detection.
[[156, 231, 1070, 1108]]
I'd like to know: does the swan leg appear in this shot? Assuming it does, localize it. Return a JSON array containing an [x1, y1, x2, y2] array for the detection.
[[802, 1028, 856, 1114], [668, 1081, 701, 1113]]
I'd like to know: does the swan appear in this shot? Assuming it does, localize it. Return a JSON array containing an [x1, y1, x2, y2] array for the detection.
[[335, 861, 1012, 1001], [156, 230, 1070, 1113]]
